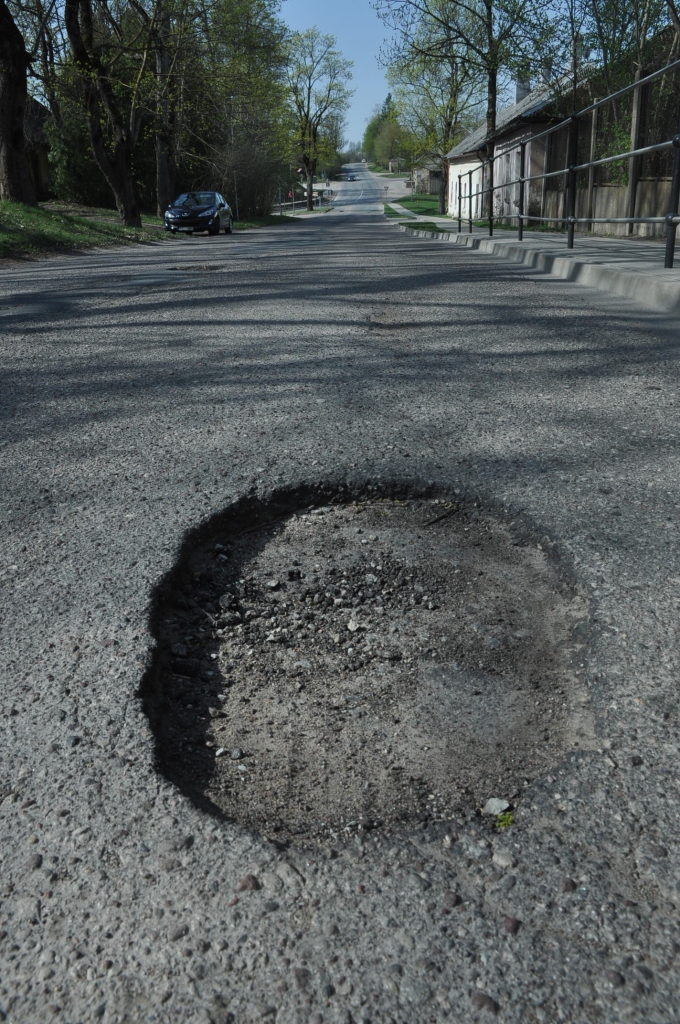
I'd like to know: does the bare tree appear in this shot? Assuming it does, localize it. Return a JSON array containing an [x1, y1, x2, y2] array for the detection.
[[63, 0, 159, 225], [0, 0, 37, 202], [389, 36, 480, 212], [286, 27, 352, 211], [376, 0, 550, 216]]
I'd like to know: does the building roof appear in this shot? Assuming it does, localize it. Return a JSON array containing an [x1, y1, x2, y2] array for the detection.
[[447, 81, 555, 160]]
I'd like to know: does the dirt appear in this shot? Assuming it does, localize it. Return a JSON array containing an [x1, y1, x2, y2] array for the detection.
[[147, 493, 588, 846]]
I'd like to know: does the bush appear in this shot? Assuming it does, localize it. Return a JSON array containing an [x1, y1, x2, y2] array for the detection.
[[211, 140, 284, 219]]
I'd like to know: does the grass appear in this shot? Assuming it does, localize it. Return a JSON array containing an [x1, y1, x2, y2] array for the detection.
[[395, 194, 444, 216], [400, 221, 442, 233], [0, 200, 162, 257], [471, 218, 565, 233], [0, 201, 305, 257], [233, 214, 298, 230], [384, 204, 405, 218], [369, 165, 408, 178], [495, 811, 515, 829]]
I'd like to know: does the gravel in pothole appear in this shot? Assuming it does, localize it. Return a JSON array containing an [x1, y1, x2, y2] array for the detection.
[[150, 496, 587, 845]]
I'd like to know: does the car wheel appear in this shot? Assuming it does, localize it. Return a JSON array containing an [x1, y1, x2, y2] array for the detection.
[[224, 216, 233, 234], [208, 217, 220, 236]]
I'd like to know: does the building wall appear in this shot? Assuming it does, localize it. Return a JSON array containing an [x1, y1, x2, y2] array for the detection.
[[448, 160, 484, 220], [448, 127, 550, 226], [492, 127, 549, 225], [542, 180, 672, 237]]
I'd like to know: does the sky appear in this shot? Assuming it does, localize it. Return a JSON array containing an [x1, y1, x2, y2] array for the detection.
[[279, 0, 393, 144]]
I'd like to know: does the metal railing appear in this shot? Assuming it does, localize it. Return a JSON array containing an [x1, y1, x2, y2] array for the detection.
[[455, 57, 680, 268]]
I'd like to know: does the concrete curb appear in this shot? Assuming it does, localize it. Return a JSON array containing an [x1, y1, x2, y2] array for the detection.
[[396, 223, 680, 314]]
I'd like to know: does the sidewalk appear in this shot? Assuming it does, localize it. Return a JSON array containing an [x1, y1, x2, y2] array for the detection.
[[389, 201, 680, 315]]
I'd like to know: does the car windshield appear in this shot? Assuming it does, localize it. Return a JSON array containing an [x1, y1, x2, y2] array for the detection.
[[173, 192, 216, 208]]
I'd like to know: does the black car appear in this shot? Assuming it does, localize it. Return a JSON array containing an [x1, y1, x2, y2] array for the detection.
[[164, 192, 233, 235]]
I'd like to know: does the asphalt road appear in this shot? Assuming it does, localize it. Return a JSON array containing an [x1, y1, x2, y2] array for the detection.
[[2, 164, 680, 1023]]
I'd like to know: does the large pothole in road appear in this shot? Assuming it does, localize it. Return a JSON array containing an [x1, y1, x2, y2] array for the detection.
[[145, 487, 587, 845]]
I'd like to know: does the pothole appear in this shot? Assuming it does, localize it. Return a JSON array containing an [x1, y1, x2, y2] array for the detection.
[[144, 485, 588, 846]]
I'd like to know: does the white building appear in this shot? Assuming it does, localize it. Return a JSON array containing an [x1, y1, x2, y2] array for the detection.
[[447, 82, 555, 226]]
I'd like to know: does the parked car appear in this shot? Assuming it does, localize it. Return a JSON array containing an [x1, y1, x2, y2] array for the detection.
[[164, 192, 233, 235]]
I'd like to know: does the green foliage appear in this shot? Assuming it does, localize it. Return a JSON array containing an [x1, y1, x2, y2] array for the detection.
[[363, 94, 398, 165], [394, 194, 441, 214], [495, 811, 515, 828], [232, 214, 298, 229], [20, 0, 293, 218], [44, 97, 115, 210], [402, 220, 440, 231], [0, 200, 160, 257]]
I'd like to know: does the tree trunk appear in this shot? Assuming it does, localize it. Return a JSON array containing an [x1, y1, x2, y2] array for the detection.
[[155, 11, 174, 217], [306, 166, 313, 211], [485, 67, 497, 220], [155, 136, 173, 217], [438, 157, 447, 215], [64, 0, 142, 226], [0, 0, 37, 204], [86, 86, 141, 226]]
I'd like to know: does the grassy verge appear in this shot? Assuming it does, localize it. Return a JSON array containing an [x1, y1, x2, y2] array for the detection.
[[234, 214, 298, 229], [400, 221, 442, 233], [0, 200, 162, 258], [395, 195, 444, 216], [384, 204, 404, 218], [471, 218, 565, 233], [370, 166, 408, 178]]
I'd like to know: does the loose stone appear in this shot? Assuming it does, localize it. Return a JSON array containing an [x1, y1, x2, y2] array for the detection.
[[483, 798, 510, 816], [236, 874, 261, 892], [470, 991, 499, 1013]]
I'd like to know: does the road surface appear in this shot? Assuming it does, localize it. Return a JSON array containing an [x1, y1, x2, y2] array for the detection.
[[1, 164, 680, 1022]]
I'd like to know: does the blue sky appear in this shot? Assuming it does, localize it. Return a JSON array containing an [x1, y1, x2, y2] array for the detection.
[[280, 0, 392, 144]]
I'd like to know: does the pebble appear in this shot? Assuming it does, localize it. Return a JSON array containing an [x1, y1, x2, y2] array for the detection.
[[293, 967, 311, 989], [606, 969, 625, 987], [443, 891, 462, 908], [231, 748, 243, 760], [236, 874, 261, 892], [561, 878, 577, 892], [483, 798, 510, 816], [168, 924, 189, 942], [503, 915, 521, 934], [470, 991, 498, 1013], [492, 849, 514, 869], [27, 853, 43, 870], [631, 755, 643, 766]]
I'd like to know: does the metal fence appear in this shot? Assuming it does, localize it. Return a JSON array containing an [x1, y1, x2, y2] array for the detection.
[[456, 57, 680, 268]]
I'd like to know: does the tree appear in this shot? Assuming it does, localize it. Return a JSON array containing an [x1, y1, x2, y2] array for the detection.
[[389, 49, 479, 212], [376, 0, 551, 215], [286, 27, 352, 211], [62, 0, 159, 225], [363, 93, 395, 163], [0, 0, 36, 203]]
